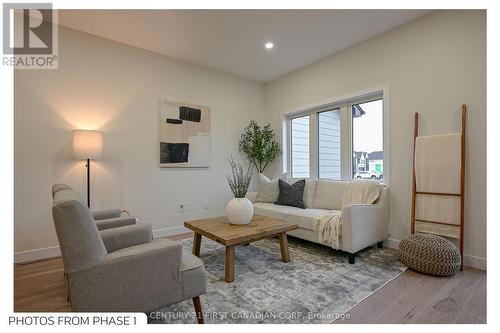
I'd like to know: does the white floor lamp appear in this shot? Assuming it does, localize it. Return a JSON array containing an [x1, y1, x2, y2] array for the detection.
[[72, 130, 103, 208]]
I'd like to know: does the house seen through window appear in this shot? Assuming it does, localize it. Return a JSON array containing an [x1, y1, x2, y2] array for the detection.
[[352, 99, 384, 182]]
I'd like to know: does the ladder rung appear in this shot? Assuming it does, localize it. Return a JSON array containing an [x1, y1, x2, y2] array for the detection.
[[416, 191, 461, 197], [415, 219, 459, 227]]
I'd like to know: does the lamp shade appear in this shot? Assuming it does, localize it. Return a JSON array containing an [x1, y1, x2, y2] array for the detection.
[[72, 130, 103, 160]]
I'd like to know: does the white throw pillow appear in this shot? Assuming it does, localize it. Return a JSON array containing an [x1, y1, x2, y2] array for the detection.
[[256, 173, 281, 203]]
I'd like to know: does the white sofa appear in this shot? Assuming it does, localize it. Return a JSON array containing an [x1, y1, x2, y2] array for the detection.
[[247, 179, 390, 264]]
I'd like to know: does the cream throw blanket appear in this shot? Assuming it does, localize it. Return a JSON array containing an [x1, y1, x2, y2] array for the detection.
[[312, 180, 382, 249], [414, 133, 462, 238]]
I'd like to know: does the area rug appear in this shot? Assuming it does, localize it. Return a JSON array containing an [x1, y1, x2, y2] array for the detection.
[[148, 236, 406, 324]]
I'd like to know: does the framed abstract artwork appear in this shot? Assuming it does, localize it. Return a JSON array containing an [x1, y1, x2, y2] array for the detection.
[[159, 99, 211, 168]]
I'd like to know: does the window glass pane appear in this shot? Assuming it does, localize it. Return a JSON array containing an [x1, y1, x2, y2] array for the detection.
[[291, 115, 310, 178], [352, 99, 383, 182], [318, 109, 341, 179]]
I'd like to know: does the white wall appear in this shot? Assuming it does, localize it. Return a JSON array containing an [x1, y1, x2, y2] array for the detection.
[[15, 11, 487, 267], [14, 26, 265, 257], [264, 10, 486, 261]]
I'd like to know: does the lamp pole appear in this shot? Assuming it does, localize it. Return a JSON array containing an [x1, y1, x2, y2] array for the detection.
[[72, 130, 102, 209], [86, 158, 91, 208]]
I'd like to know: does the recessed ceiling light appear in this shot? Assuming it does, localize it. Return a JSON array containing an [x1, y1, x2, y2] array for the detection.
[[265, 42, 274, 49]]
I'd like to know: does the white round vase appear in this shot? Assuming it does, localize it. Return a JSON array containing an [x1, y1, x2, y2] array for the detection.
[[226, 197, 254, 225]]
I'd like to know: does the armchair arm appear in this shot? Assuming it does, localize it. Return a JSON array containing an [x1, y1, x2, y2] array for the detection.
[[95, 217, 136, 230], [341, 202, 389, 253], [99, 223, 153, 253], [68, 238, 183, 312], [92, 208, 131, 220]]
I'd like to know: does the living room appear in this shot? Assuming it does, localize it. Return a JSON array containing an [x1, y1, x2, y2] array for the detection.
[[2, 0, 495, 329]]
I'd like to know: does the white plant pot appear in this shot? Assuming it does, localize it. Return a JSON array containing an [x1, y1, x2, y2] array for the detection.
[[226, 197, 254, 225]]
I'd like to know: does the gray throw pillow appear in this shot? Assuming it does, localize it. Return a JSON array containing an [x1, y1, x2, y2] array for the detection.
[[274, 179, 306, 209]]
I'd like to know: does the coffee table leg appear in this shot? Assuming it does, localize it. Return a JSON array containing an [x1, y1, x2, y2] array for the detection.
[[278, 232, 290, 262], [193, 233, 202, 257], [225, 245, 235, 283]]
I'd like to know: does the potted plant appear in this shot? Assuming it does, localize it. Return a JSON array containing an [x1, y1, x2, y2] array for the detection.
[[226, 157, 254, 225], [239, 120, 281, 173]]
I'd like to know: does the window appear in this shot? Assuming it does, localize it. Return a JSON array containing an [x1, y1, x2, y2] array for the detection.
[[318, 109, 341, 179], [286, 93, 386, 183], [352, 99, 384, 182], [290, 115, 310, 178]]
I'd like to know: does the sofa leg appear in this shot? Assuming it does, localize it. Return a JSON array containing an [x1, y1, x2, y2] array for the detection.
[[192, 296, 204, 324], [377, 241, 384, 248], [348, 254, 355, 264]]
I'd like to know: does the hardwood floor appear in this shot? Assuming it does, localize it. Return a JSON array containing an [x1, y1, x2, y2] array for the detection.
[[14, 256, 69, 312], [338, 268, 486, 324], [14, 233, 486, 323]]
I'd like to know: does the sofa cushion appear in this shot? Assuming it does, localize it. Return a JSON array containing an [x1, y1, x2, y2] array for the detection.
[[275, 179, 306, 208], [312, 180, 349, 210], [254, 202, 333, 230]]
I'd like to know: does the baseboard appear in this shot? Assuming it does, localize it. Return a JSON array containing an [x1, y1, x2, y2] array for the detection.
[[14, 231, 487, 271], [14, 226, 192, 263], [152, 226, 191, 238], [463, 254, 487, 271], [14, 245, 61, 264], [384, 237, 486, 271], [383, 238, 401, 250]]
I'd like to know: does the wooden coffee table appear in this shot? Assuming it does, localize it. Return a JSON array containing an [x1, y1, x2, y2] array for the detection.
[[184, 215, 298, 283]]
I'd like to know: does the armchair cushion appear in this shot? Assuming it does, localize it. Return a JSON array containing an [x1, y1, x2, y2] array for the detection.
[[95, 217, 136, 230], [99, 224, 153, 253], [180, 251, 207, 299]]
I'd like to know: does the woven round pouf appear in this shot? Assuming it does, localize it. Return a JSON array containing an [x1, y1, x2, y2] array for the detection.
[[399, 234, 461, 277]]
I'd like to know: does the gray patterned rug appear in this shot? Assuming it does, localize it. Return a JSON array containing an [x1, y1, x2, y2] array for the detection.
[[148, 236, 406, 324]]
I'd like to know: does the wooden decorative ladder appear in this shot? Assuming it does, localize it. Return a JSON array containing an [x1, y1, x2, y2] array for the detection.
[[411, 104, 467, 270]]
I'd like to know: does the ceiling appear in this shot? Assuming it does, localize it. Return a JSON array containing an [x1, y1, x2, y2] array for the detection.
[[57, 10, 431, 82]]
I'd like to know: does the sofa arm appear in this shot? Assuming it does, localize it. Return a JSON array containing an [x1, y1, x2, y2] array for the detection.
[[246, 191, 258, 203], [341, 203, 389, 253], [95, 217, 136, 230], [68, 238, 183, 312], [92, 208, 132, 220], [99, 223, 153, 253]]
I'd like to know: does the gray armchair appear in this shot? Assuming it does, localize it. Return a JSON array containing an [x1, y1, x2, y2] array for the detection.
[[51, 184, 137, 230], [51, 187, 207, 322]]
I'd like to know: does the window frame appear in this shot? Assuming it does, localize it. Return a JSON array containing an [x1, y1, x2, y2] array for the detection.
[[284, 87, 389, 185]]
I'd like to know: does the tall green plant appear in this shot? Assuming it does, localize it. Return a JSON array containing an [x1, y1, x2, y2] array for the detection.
[[239, 120, 280, 173]]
